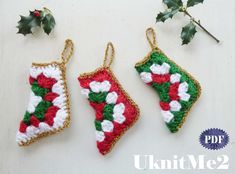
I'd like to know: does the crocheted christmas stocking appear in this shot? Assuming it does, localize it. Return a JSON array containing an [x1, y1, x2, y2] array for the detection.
[[78, 43, 139, 155], [16, 39, 74, 146], [135, 28, 201, 133]]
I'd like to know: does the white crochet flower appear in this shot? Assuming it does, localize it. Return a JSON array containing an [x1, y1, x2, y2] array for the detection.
[[161, 110, 174, 123], [160, 63, 171, 74], [150, 63, 170, 75], [53, 117, 64, 129], [53, 109, 67, 129], [106, 92, 118, 104], [101, 120, 114, 132], [27, 92, 42, 113], [55, 109, 67, 120], [26, 126, 39, 138], [113, 103, 125, 114], [30, 66, 42, 79], [42, 65, 61, 81], [95, 131, 105, 142], [178, 82, 188, 93], [52, 80, 64, 95], [100, 81, 111, 92], [178, 92, 190, 102], [113, 113, 126, 124], [38, 122, 52, 133], [140, 72, 152, 83], [170, 73, 181, 83], [89, 80, 111, 93], [52, 94, 66, 109], [150, 64, 162, 74], [178, 82, 190, 101], [169, 100, 182, 112], [89, 81, 101, 93]]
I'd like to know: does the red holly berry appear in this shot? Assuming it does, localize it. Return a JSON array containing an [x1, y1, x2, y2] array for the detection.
[[33, 10, 41, 17]]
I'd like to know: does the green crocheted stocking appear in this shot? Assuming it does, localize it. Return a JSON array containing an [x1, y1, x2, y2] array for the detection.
[[135, 28, 201, 133]]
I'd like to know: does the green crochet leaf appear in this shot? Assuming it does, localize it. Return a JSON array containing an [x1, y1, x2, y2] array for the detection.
[[34, 101, 52, 121], [152, 82, 171, 102], [89, 92, 108, 103], [23, 111, 31, 124], [31, 82, 49, 97], [103, 104, 114, 121], [95, 120, 102, 131]]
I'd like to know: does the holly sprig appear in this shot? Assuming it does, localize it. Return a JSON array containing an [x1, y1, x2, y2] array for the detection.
[[156, 0, 220, 45], [17, 7, 56, 35]]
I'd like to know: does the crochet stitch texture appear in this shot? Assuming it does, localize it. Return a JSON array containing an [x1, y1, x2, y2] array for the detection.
[[135, 28, 201, 132], [78, 43, 139, 155], [16, 39, 73, 145]]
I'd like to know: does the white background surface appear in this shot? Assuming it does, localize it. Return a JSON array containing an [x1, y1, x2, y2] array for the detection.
[[0, 0, 234, 173]]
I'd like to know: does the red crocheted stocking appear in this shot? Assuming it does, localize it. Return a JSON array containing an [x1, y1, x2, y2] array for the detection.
[[78, 43, 139, 155]]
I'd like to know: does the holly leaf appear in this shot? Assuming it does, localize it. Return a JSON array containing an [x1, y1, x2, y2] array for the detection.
[[163, 0, 183, 9], [181, 21, 197, 45], [17, 11, 41, 35], [156, 9, 178, 22], [187, 0, 204, 7], [42, 13, 56, 35]]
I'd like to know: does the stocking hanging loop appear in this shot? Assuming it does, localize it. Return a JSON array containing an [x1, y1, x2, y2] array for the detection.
[[146, 27, 157, 50], [61, 39, 74, 65], [103, 42, 115, 68]]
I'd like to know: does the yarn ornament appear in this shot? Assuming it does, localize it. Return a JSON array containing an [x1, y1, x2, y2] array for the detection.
[[135, 28, 201, 133], [16, 39, 74, 146], [78, 43, 140, 155]]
